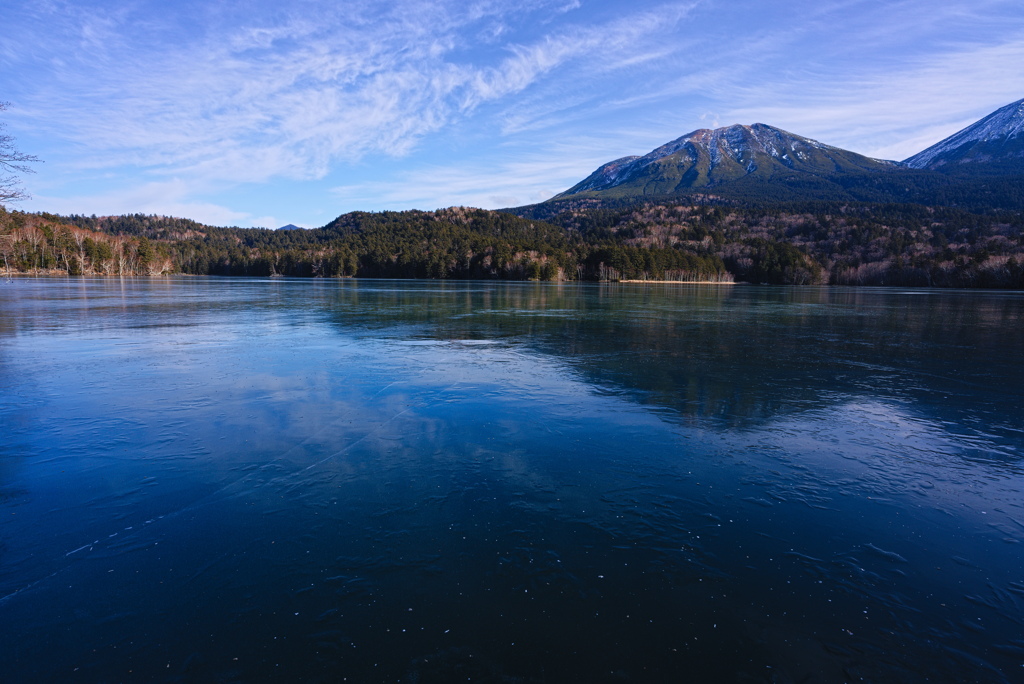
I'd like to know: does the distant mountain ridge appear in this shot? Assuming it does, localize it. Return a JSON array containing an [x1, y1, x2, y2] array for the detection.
[[903, 97, 1024, 172], [551, 98, 1024, 207]]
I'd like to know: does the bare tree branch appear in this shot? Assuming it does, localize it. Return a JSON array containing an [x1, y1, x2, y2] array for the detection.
[[0, 101, 41, 204], [0, 177, 30, 204]]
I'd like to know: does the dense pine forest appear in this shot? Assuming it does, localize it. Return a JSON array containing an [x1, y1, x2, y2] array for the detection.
[[2, 197, 1022, 287]]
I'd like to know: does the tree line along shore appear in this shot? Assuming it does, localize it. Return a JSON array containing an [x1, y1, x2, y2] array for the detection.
[[2, 199, 1022, 288]]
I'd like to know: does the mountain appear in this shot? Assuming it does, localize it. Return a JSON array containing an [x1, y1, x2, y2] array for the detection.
[[556, 123, 900, 200], [277, 223, 304, 230], [904, 98, 1024, 173]]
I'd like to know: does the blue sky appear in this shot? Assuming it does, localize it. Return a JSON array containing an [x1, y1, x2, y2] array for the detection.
[[3, 0, 1023, 228]]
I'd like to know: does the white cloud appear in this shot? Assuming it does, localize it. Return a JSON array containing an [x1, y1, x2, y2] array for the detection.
[[26, 179, 256, 226], [15, 1, 696, 188]]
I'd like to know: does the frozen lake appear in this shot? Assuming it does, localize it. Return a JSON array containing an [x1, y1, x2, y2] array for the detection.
[[1, 277, 1022, 682]]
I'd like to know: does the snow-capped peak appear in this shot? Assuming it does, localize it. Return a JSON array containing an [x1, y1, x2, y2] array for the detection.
[[904, 97, 1024, 169], [615, 123, 834, 176], [557, 122, 898, 198]]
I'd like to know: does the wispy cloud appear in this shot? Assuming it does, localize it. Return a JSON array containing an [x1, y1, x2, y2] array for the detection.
[[12, 0, 696, 187], [723, 35, 1024, 159]]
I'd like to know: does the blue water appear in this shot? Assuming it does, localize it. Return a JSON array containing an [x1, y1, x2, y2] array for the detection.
[[1, 278, 1022, 682]]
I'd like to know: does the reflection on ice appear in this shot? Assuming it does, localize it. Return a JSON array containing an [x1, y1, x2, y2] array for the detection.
[[0, 278, 1021, 683]]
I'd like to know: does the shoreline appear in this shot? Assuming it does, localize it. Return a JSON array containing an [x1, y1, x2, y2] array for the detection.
[[616, 279, 737, 285], [1, 270, 174, 278]]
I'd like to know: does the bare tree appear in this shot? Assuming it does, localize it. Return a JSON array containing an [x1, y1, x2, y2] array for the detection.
[[0, 233, 13, 280], [1, 102, 41, 205]]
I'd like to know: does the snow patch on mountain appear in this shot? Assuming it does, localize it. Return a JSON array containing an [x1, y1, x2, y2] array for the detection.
[[569, 155, 642, 193]]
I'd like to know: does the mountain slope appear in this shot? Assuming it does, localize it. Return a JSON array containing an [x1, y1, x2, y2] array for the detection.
[[556, 123, 900, 199], [904, 98, 1024, 173]]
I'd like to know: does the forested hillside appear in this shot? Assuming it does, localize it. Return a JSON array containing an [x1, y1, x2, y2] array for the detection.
[[517, 199, 1024, 287], [0, 207, 173, 275], [4, 199, 1022, 288], [7, 207, 729, 282]]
